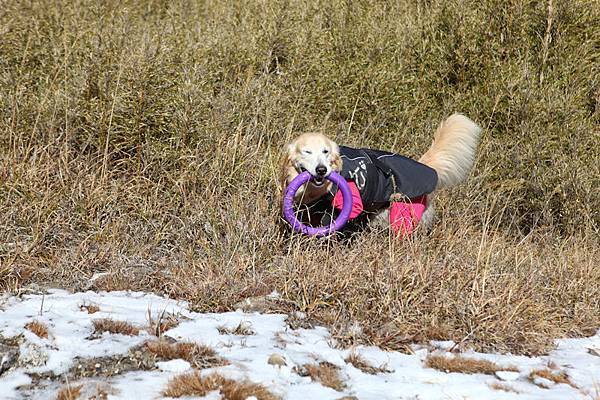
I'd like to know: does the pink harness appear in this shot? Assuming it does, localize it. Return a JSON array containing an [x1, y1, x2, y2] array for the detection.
[[332, 180, 426, 236]]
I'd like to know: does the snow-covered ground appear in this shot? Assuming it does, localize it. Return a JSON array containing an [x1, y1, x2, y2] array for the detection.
[[0, 289, 598, 400]]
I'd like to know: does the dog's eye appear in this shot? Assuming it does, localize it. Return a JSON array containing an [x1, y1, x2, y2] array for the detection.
[[323, 149, 329, 154], [302, 149, 312, 155]]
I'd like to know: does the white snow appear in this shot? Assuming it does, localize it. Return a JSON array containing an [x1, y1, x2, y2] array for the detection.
[[0, 289, 598, 399]]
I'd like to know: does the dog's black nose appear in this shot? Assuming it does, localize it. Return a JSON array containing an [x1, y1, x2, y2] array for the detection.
[[315, 165, 327, 176]]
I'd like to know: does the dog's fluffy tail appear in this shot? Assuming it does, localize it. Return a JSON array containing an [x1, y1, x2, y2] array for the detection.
[[419, 113, 482, 189]]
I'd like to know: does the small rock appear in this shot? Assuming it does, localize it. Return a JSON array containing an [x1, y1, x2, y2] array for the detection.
[[495, 371, 520, 381], [0, 344, 19, 375], [588, 348, 600, 357], [268, 353, 287, 367]]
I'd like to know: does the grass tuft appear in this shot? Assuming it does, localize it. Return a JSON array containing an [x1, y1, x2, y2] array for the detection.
[[146, 309, 180, 336], [56, 384, 82, 400], [345, 351, 391, 374], [92, 319, 139, 336], [488, 382, 520, 393], [296, 362, 345, 391], [218, 321, 255, 336], [528, 368, 577, 388], [425, 354, 516, 375], [80, 303, 100, 314], [25, 321, 49, 339], [163, 372, 278, 399], [145, 339, 227, 369]]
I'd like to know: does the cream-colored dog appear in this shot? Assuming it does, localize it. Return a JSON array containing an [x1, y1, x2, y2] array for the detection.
[[281, 114, 482, 233]]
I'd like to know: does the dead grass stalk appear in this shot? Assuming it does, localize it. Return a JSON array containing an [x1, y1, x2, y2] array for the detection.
[[92, 319, 139, 336], [425, 354, 516, 375], [163, 372, 278, 400], [25, 321, 49, 339]]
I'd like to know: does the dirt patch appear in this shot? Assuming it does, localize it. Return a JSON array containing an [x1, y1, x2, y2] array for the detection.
[[69, 344, 156, 379]]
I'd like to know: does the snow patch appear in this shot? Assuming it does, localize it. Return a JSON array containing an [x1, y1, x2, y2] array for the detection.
[[0, 290, 599, 400]]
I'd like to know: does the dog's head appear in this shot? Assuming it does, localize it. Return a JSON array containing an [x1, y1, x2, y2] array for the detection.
[[281, 132, 342, 201]]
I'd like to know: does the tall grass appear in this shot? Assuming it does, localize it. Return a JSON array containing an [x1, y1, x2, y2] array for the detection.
[[1, 0, 598, 354]]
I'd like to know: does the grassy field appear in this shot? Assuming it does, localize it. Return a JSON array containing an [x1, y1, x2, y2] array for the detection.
[[1, 0, 598, 355]]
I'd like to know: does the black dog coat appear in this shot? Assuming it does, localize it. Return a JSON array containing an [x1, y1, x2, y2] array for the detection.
[[333, 145, 438, 211], [300, 145, 438, 231]]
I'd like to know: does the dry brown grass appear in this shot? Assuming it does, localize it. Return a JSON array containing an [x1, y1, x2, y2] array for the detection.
[[163, 372, 278, 400], [146, 309, 180, 336], [488, 382, 520, 393], [345, 352, 391, 374], [0, 0, 598, 356], [25, 321, 49, 339], [92, 319, 139, 336], [56, 384, 82, 400], [529, 368, 577, 388], [297, 362, 345, 391], [425, 354, 516, 375], [145, 339, 226, 369], [218, 321, 255, 336], [80, 303, 100, 314]]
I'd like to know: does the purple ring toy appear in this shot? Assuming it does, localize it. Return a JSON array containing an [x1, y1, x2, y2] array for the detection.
[[283, 171, 353, 237]]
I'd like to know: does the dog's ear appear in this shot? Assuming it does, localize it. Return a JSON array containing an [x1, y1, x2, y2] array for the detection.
[[328, 139, 342, 172], [279, 141, 297, 190]]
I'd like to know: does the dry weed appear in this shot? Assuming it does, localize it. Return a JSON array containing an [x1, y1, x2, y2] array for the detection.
[[296, 362, 345, 391], [425, 354, 516, 375], [145, 339, 226, 368], [146, 309, 180, 336], [25, 321, 48, 339], [218, 321, 255, 336], [529, 368, 577, 388], [56, 384, 82, 400], [345, 352, 391, 374], [92, 319, 139, 336], [488, 382, 520, 393], [163, 372, 278, 399], [79, 303, 100, 314]]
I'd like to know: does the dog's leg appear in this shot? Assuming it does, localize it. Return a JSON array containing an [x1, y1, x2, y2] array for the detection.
[[370, 209, 390, 232], [420, 197, 436, 230]]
